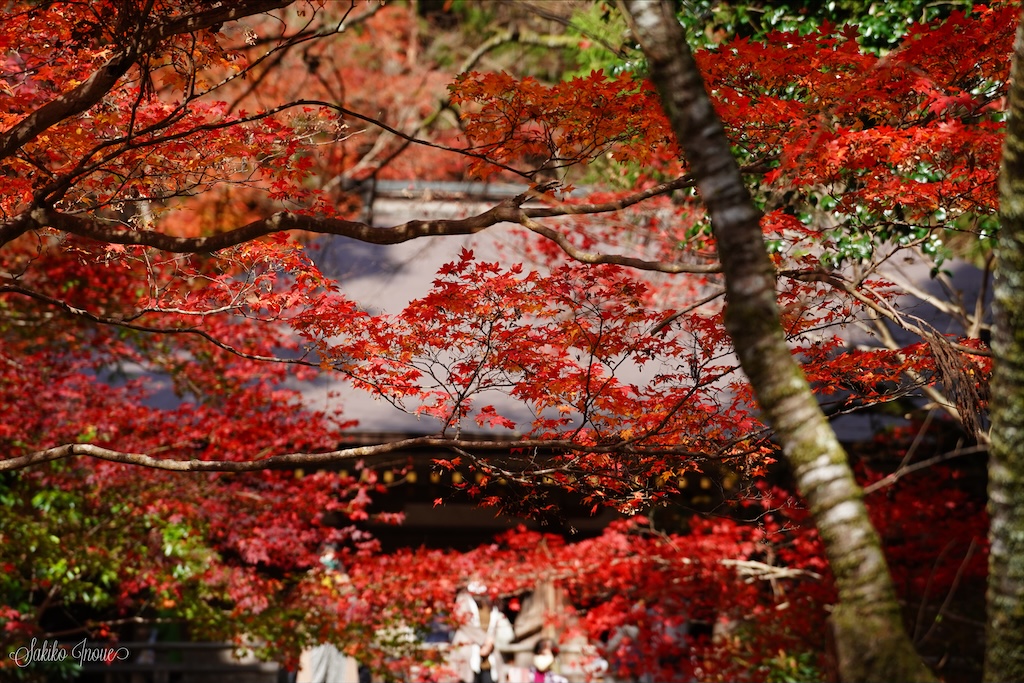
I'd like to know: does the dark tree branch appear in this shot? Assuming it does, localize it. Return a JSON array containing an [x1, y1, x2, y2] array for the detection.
[[6, 177, 725, 274]]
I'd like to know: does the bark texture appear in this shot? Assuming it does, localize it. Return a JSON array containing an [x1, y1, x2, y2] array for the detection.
[[986, 9, 1024, 682], [620, 2, 936, 681]]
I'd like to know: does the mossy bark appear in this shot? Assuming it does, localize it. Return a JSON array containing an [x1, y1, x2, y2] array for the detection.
[[986, 9, 1024, 682], [621, 2, 936, 681]]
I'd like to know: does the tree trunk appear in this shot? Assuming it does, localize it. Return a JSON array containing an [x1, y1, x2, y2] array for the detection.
[[986, 9, 1024, 682], [620, 2, 936, 681]]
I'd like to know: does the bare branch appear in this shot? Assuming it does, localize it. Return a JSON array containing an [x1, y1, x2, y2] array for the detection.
[[20, 201, 520, 251], [0, 283, 317, 367], [783, 269, 992, 357], [152, 1, 296, 42], [0, 437, 713, 473], [864, 307, 973, 430], [461, 29, 583, 74], [863, 444, 989, 494], [720, 558, 823, 582], [520, 214, 717, 274], [8, 179, 726, 275]]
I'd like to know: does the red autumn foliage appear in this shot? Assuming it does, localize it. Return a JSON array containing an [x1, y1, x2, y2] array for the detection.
[[0, 1, 1003, 679]]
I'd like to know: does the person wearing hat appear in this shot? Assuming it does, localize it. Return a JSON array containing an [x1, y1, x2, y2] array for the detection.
[[450, 582, 514, 683]]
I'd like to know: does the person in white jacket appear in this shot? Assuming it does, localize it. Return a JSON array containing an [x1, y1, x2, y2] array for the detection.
[[450, 582, 515, 683]]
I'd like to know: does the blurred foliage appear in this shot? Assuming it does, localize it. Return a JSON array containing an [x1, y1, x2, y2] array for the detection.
[[563, 0, 976, 79], [677, 0, 974, 50]]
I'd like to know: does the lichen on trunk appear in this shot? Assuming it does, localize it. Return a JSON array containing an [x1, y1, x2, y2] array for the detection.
[[986, 9, 1024, 682]]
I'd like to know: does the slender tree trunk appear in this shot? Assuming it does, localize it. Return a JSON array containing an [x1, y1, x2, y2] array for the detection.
[[986, 9, 1024, 682], [620, 2, 936, 681]]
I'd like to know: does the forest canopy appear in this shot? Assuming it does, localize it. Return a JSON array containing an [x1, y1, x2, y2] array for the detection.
[[0, 1, 1018, 681]]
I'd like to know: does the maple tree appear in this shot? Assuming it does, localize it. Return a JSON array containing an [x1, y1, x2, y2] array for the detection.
[[0, 0, 1013, 681]]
